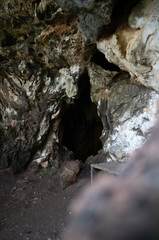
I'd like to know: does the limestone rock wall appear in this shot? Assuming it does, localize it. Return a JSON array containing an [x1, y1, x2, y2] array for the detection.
[[0, 0, 94, 172], [96, 0, 159, 161], [98, 0, 159, 91], [0, 0, 159, 172]]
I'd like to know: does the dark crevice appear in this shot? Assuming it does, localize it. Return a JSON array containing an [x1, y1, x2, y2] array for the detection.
[[0, 54, 7, 62], [91, 49, 120, 72], [2, 31, 16, 47], [99, 0, 139, 39], [59, 72, 103, 162], [112, 0, 139, 23]]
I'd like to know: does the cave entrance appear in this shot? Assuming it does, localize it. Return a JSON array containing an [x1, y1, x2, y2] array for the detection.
[[60, 73, 103, 161]]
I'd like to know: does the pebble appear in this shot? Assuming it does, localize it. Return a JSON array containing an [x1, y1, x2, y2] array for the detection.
[[11, 186, 17, 192], [11, 187, 23, 192]]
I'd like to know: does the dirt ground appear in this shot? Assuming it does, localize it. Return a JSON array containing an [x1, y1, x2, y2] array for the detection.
[[0, 166, 90, 240]]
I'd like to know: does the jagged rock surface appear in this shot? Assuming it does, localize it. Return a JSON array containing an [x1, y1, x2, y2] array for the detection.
[[95, 0, 159, 161], [0, 0, 95, 172], [1, 0, 159, 172], [98, 0, 159, 91], [54, 0, 116, 41], [88, 63, 159, 162]]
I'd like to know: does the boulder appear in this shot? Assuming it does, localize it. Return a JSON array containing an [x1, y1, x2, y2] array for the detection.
[[59, 160, 80, 188]]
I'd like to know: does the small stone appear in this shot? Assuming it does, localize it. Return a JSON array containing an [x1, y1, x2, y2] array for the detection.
[[16, 187, 23, 192], [59, 160, 80, 188], [11, 187, 17, 192], [40, 161, 48, 169]]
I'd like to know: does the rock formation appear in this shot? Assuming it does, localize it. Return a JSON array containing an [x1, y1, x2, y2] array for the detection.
[[0, 0, 159, 173]]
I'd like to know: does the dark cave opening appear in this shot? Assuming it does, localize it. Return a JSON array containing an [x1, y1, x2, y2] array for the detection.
[[60, 73, 103, 162], [91, 49, 120, 71]]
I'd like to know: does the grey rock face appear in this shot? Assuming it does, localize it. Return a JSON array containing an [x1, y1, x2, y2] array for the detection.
[[78, 13, 104, 41], [103, 82, 159, 161], [54, 0, 114, 41], [88, 63, 159, 162]]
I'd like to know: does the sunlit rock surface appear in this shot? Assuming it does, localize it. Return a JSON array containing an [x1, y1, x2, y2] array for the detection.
[[97, 0, 159, 91]]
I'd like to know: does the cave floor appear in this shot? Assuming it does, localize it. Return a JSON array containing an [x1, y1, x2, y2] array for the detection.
[[0, 166, 90, 240]]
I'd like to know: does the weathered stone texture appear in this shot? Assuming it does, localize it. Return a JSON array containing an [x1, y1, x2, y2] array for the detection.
[[97, 0, 159, 91], [93, 0, 159, 161], [54, 0, 117, 41], [59, 160, 80, 188], [0, 0, 95, 172], [88, 63, 159, 162], [1, 0, 159, 172]]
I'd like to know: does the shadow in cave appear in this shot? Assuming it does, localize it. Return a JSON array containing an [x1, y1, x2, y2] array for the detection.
[[91, 49, 120, 71], [99, 0, 139, 39], [2, 31, 16, 47], [60, 72, 103, 162]]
